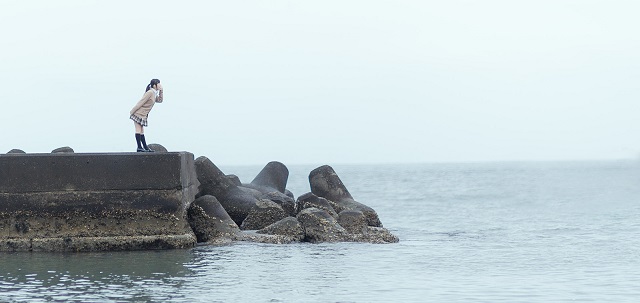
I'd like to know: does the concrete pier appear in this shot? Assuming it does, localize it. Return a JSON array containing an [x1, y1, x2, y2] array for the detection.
[[0, 152, 199, 252]]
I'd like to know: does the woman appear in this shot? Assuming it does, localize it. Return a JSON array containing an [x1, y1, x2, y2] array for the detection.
[[130, 79, 163, 152]]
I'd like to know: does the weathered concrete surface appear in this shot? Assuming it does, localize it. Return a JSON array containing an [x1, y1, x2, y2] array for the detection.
[[256, 217, 304, 242], [310, 165, 382, 227], [295, 207, 398, 244], [51, 146, 74, 153], [250, 161, 289, 194], [337, 210, 368, 234], [226, 174, 242, 186], [195, 156, 254, 225], [297, 207, 348, 243], [240, 199, 287, 230], [297, 192, 338, 219], [260, 191, 296, 216], [0, 152, 199, 252], [239, 184, 296, 216], [147, 143, 168, 153], [187, 195, 242, 243]]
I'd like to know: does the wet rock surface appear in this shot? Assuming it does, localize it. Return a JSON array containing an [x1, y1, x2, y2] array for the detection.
[[219, 187, 261, 226], [297, 192, 338, 219], [308, 165, 354, 202], [296, 207, 348, 243], [195, 156, 259, 226], [257, 217, 304, 239], [261, 191, 296, 216], [251, 216, 305, 243], [240, 199, 287, 230], [195, 156, 237, 198], [360, 227, 399, 243], [310, 165, 382, 227], [240, 230, 303, 244], [187, 195, 241, 243], [337, 210, 368, 234]]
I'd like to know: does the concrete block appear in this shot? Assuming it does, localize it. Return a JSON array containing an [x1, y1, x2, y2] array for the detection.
[[0, 152, 199, 251]]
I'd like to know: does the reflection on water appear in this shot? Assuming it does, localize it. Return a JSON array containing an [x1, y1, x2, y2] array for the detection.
[[0, 250, 194, 302]]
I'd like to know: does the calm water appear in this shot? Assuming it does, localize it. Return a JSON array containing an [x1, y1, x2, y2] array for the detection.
[[2, 161, 640, 302]]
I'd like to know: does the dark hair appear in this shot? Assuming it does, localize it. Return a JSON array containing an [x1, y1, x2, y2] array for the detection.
[[145, 79, 161, 92]]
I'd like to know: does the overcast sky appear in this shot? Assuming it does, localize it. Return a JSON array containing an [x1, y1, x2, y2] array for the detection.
[[1, 0, 639, 165]]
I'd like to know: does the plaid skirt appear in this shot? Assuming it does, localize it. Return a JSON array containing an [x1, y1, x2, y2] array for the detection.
[[130, 114, 148, 127]]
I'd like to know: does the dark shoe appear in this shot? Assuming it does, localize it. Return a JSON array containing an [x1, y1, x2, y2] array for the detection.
[[144, 148, 155, 152], [137, 148, 145, 152]]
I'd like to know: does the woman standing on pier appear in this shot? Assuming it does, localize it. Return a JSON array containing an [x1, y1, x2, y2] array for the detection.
[[130, 79, 163, 152]]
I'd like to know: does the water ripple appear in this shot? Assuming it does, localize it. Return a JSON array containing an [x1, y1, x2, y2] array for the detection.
[[2, 162, 640, 302]]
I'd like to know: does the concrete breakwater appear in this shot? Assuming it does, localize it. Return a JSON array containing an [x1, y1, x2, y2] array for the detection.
[[1, 151, 398, 252], [0, 152, 199, 251]]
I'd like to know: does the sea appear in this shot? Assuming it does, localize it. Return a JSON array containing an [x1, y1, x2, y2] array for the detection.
[[1, 161, 639, 302]]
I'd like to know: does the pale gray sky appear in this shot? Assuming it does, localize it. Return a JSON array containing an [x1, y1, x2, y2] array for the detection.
[[1, 0, 639, 165]]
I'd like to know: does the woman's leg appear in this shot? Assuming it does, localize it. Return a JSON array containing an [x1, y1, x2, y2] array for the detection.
[[134, 121, 144, 134], [140, 133, 150, 151], [133, 121, 152, 151], [134, 121, 144, 151]]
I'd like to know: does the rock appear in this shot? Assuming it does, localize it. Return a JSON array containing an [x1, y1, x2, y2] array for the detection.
[[257, 217, 304, 241], [261, 191, 296, 216], [337, 210, 368, 234], [309, 165, 353, 202], [326, 199, 345, 214], [240, 230, 302, 244], [228, 161, 295, 218], [240, 199, 287, 230], [147, 143, 167, 152], [310, 165, 382, 227], [195, 156, 236, 198], [360, 227, 399, 243], [296, 208, 397, 244], [243, 183, 283, 196], [284, 189, 294, 199], [238, 185, 263, 198], [227, 174, 241, 186], [218, 187, 260, 227], [52, 146, 74, 153], [337, 199, 381, 227], [6, 149, 25, 154], [296, 207, 347, 243], [240, 181, 295, 217], [187, 195, 241, 243], [343, 227, 399, 244], [294, 200, 397, 244], [195, 156, 259, 226], [250, 161, 289, 193], [296, 192, 338, 219]]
